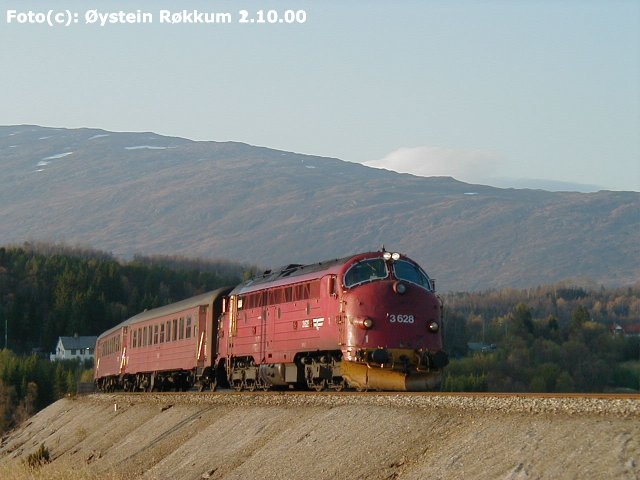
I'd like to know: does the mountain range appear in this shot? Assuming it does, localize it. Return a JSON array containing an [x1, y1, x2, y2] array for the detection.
[[1, 125, 638, 291]]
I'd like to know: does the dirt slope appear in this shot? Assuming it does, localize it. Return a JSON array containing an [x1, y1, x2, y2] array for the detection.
[[1, 393, 638, 480]]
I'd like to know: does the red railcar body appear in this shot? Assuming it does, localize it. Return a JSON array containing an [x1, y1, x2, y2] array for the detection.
[[217, 251, 447, 391], [94, 288, 230, 392], [94, 251, 448, 392]]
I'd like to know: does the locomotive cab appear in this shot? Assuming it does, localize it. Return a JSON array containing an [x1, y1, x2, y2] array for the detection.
[[338, 252, 449, 391]]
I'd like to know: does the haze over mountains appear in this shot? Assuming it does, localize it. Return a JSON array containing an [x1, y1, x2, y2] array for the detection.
[[1, 125, 638, 291]]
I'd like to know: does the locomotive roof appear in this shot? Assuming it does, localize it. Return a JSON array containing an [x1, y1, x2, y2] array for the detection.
[[96, 286, 233, 341], [231, 252, 387, 295]]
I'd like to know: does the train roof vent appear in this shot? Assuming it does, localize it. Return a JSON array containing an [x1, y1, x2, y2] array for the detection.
[[280, 264, 304, 277]]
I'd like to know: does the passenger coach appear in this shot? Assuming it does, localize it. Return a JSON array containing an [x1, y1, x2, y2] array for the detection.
[[94, 287, 231, 392]]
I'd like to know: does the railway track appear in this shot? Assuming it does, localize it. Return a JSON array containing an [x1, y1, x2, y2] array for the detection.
[[100, 390, 640, 400], [91, 389, 640, 417]]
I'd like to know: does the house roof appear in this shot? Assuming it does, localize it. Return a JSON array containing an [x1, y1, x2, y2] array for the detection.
[[59, 336, 98, 350]]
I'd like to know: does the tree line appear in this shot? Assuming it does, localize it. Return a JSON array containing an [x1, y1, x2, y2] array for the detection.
[[0, 351, 94, 433], [441, 285, 640, 392], [0, 243, 247, 353]]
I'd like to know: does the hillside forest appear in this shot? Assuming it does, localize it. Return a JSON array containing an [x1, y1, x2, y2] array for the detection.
[[0, 243, 638, 433]]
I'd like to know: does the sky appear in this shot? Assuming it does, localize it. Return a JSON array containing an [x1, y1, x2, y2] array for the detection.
[[1, 0, 638, 192]]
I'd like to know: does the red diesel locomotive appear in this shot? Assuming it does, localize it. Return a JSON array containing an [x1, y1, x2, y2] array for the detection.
[[94, 250, 448, 392]]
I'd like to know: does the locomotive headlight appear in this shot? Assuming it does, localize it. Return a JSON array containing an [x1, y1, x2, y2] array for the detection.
[[428, 321, 439, 332], [383, 252, 392, 261], [352, 317, 374, 329], [391, 252, 401, 261], [393, 281, 407, 294]]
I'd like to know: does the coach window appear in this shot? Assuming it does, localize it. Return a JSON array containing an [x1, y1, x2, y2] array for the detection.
[[153, 325, 159, 344], [186, 316, 192, 339], [172, 319, 178, 341], [166, 321, 171, 342], [132, 330, 137, 348], [160, 323, 165, 343], [179, 317, 184, 340]]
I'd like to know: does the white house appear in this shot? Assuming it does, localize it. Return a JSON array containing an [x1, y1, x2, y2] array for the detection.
[[50, 335, 97, 362]]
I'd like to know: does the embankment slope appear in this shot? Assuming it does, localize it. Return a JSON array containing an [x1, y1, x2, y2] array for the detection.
[[1, 393, 638, 479]]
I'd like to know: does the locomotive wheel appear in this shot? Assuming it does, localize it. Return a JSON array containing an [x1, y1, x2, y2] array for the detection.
[[232, 380, 244, 392], [330, 379, 346, 392], [312, 379, 327, 392], [245, 379, 256, 392]]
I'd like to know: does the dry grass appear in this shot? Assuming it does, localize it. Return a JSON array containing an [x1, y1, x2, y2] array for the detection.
[[0, 459, 130, 480]]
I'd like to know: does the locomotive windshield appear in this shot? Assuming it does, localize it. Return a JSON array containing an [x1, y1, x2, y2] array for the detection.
[[393, 260, 432, 290], [343, 258, 389, 288]]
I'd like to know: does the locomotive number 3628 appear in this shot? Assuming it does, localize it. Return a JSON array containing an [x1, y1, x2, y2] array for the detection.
[[388, 314, 415, 323]]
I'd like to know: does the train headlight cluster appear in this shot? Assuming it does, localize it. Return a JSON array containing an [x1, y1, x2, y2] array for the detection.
[[428, 321, 439, 332], [383, 252, 401, 261]]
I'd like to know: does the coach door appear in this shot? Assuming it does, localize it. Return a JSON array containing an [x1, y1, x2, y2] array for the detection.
[[119, 327, 128, 374], [196, 306, 208, 370]]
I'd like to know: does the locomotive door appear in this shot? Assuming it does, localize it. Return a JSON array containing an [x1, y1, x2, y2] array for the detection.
[[337, 314, 346, 347], [259, 308, 268, 362]]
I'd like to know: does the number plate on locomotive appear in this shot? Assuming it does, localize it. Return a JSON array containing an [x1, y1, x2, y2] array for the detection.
[[388, 314, 415, 323]]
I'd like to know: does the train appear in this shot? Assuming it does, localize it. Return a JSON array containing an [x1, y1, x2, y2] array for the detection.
[[94, 250, 449, 392]]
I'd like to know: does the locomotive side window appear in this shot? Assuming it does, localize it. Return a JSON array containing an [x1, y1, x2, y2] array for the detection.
[[309, 280, 320, 298], [344, 259, 389, 288], [393, 260, 432, 290]]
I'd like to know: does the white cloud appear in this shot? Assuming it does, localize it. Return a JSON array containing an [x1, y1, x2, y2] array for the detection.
[[364, 146, 604, 191], [364, 146, 505, 184]]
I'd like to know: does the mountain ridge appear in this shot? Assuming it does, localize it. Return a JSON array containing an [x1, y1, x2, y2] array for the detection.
[[1, 125, 638, 291]]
